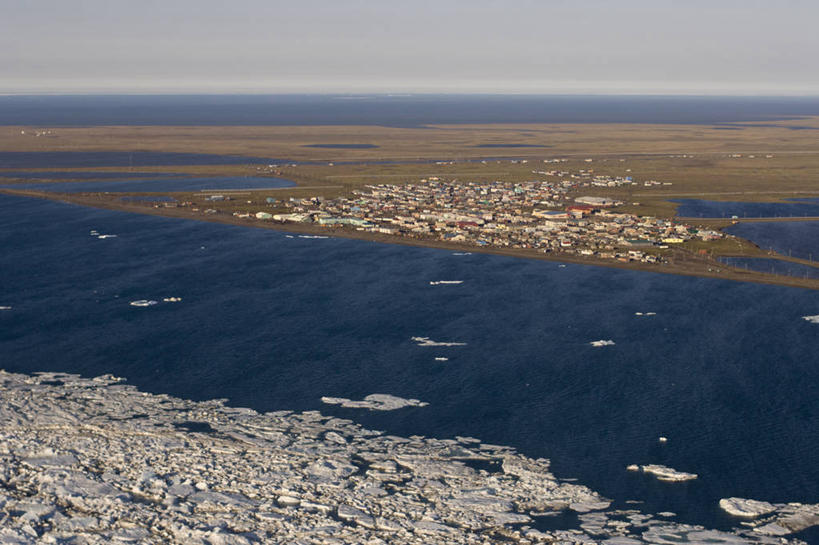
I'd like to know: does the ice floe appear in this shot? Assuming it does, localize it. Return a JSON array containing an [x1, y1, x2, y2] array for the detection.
[[719, 498, 777, 518], [429, 280, 464, 285], [129, 300, 158, 307], [627, 464, 697, 482], [412, 336, 467, 347], [321, 394, 429, 411], [802, 315, 819, 324], [590, 340, 616, 347], [0, 370, 811, 544]]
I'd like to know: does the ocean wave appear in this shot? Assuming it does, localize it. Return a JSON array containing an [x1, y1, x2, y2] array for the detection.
[[429, 280, 463, 285], [802, 314, 819, 324]]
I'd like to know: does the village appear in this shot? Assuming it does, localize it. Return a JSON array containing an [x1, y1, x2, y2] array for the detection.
[[233, 166, 723, 265]]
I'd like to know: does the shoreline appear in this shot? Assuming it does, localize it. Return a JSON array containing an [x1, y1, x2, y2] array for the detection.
[[4, 187, 818, 291]]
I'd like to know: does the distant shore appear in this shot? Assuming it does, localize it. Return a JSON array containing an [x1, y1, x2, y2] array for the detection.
[[4, 187, 818, 291]]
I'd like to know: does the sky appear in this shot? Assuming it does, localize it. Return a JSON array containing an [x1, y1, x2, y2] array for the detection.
[[2, 0, 818, 95]]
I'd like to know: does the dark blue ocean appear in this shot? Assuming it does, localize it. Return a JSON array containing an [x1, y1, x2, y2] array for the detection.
[[0, 176, 294, 193], [1, 194, 818, 539], [3, 95, 819, 127]]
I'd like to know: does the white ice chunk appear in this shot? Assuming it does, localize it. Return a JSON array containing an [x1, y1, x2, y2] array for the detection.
[[412, 336, 467, 347], [590, 340, 615, 347], [321, 393, 429, 411], [634, 464, 698, 482], [719, 498, 777, 518], [130, 300, 158, 307]]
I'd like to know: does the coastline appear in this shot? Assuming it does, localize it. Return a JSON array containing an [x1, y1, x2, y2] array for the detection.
[[4, 187, 818, 291]]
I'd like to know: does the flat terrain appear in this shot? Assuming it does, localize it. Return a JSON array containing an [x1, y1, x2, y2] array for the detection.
[[2, 119, 819, 289]]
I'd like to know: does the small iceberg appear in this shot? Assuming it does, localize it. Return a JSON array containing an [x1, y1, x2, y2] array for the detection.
[[434, 357, 449, 362], [802, 315, 819, 324], [321, 394, 428, 411], [129, 300, 158, 307], [163, 297, 182, 303], [627, 464, 697, 482], [97, 234, 118, 239], [590, 340, 615, 347], [719, 498, 777, 518], [412, 336, 467, 347], [429, 280, 463, 285]]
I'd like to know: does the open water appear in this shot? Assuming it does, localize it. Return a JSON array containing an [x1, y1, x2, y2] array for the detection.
[[0, 176, 295, 193], [3, 95, 819, 127], [1, 193, 817, 540], [726, 221, 819, 261]]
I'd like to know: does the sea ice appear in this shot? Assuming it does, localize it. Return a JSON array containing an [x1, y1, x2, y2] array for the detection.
[[129, 300, 158, 307], [802, 315, 819, 324], [1, 369, 811, 544], [719, 498, 777, 518], [590, 340, 616, 347], [321, 393, 429, 411], [412, 336, 467, 347], [629, 464, 697, 482]]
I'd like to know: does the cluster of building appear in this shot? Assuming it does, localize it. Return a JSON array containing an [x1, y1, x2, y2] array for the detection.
[[251, 173, 721, 265]]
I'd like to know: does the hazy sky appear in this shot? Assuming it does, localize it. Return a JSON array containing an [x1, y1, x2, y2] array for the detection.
[[2, 0, 818, 95]]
